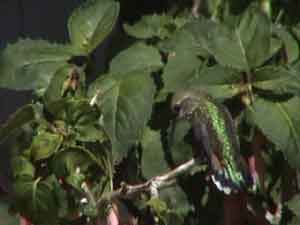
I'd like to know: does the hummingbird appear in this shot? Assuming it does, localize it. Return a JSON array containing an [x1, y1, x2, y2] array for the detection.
[[171, 88, 255, 195]]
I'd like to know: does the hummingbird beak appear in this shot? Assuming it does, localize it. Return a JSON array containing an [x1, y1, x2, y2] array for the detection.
[[178, 109, 186, 119]]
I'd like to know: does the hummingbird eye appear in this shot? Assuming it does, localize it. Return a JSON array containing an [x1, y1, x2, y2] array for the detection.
[[173, 104, 181, 114]]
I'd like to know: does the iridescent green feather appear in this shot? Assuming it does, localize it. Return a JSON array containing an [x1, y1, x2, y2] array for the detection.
[[171, 88, 252, 194], [204, 101, 245, 187]]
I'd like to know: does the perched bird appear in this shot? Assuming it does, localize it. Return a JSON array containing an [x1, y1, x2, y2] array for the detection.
[[171, 88, 254, 194]]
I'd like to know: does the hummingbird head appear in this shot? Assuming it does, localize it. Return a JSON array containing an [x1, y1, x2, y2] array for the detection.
[[171, 89, 201, 120]]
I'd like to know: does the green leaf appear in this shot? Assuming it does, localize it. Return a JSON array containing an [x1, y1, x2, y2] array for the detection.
[[160, 186, 191, 215], [159, 27, 209, 58], [68, 0, 120, 54], [46, 98, 93, 123], [141, 128, 168, 179], [160, 25, 244, 98], [253, 66, 300, 96], [190, 7, 271, 70], [124, 14, 174, 39], [52, 149, 91, 178], [0, 202, 19, 225], [12, 156, 35, 179], [109, 43, 163, 74], [0, 39, 74, 90], [14, 178, 58, 225], [51, 146, 106, 178], [288, 217, 299, 225], [45, 175, 69, 218], [189, 19, 246, 69], [74, 108, 106, 143], [30, 130, 63, 161], [187, 64, 242, 99], [269, 37, 283, 59], [273, 26, 299, 64], [237, 6, 271, 69], [49, 98, 106, 142], [162, 47, 201, 93], [292, 22, 300, 40], [287, 194, 300, 217], [89, 71, 155, 163], [147, 186, 191, 225], [147, 197, 168, 213], [169, 120, 193, 165], [163, 61, 242, 100], [0, 104, 40, 144], [246, 97, 300, 168]]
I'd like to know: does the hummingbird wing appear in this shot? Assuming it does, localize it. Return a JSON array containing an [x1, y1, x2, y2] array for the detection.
[[192, 120, 236, 194], [191, 106, 252, 194]]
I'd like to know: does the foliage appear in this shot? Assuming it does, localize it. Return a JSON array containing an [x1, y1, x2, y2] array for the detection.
[[1, 0, 300, 225]]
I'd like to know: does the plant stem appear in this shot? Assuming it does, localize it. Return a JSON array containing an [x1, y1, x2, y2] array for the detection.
[[82, 181, 97, 207], [96, 158, 197, 206], [212, 0, 222, 22]]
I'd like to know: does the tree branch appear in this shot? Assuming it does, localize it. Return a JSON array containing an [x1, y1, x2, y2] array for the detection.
[[96, 158, 197, 206]]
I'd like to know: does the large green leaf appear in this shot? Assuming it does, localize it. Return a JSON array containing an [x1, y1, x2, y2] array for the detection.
[[188, 19, 246, 69], [288, 217, 299, 225], [46, 98, 89, 121], [68, 0, 120, 54], [253, 66, 300, 96], [169, 120, 193, 165], [109, 43, 163, 74], [147, 186, 192, 225], [30, 130, 63, 161], [187, 64, 242, 99], [52, 146, 108, 190], [237, 6, 271, 69], [246, 97, 300, 168], [74, 107, 107, 143], [160, 186, 191, 215], [159, 26, 209, 58], [51, 147, 97, 178], [124, 14, 174, 39], [14, 178, 58, 225], [45, 98, 106, 142], [0, 104, 40, 144], [0, 202, 19, 225], [160, 28, 205, 93], [273, 25, 299, 64], [189, 6, 271, 70], [141, 128, 168, 179], [163, 61, 242, 100], [0, 39, 74, 90], [89, 71, 155, 163], [12, 156, 35, 179], [287, 194, 300, 217], [269, 37, 283, 59], [45, 175, 69, 219], [162, 47, 201, 93]]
